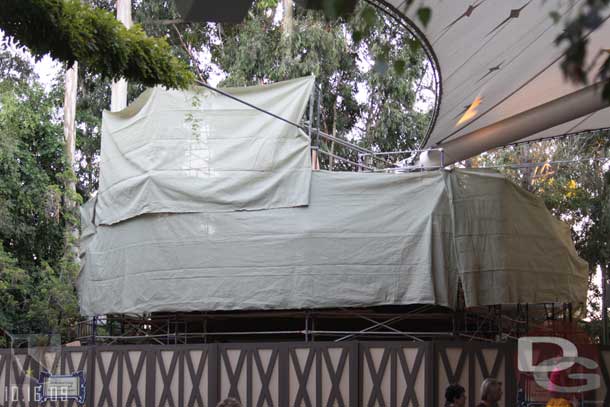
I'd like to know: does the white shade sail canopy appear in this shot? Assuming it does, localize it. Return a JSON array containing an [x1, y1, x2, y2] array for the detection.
[[384, 0, 610, 150]]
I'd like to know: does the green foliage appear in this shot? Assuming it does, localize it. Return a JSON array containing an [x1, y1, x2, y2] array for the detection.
[[71, 70, 109, 200], [0, 52, 80, 341], [474, 132, 610, 328], [214, 0, 430, 170], [0, 246, 28, 332], [554, 0, 610, 100], [416, 7, 431, 28], [64, 0, 215, 199], [69, 0, 431, 189], [133, 0, 214, 82], [351, 3, 429, 152], [0, 0, 195, 89]]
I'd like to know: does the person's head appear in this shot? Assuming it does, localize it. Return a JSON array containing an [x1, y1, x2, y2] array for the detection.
[[445, 383, 466, 406], [216, 398, 243, 407], [480, 378, 503, 403]]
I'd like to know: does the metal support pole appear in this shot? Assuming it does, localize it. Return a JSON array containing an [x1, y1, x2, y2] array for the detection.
[[437, 80, 610, 166], [498, 304, 502, 339], [603, 264, 608, 345], [308, 86, 314, 142], [526, 303, 529, 334], [203, 318, 207, 344], [91, 316, 97, 345], [311, 85, 322, 171], [316, 85, 321, 150]]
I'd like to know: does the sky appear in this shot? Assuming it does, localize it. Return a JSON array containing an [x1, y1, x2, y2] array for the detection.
[[34, 55, 61, 91], [2, 32, 61, 91]]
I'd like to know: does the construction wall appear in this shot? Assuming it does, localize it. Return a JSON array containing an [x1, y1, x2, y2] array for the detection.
[[2, 342, 608, 406], [2, 341, 580, 407]]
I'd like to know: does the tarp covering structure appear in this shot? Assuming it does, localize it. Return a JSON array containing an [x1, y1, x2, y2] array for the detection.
[[390, 0, 610, 147], [79, 169, 587, 315], [77, 77, 588, 315], [96, 76, 314, 226]]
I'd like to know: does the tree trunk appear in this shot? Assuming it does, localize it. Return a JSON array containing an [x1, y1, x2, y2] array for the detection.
[[281, 0, 293, 69], [110, 0, 132, 112], [282, 0, 293, 35], [64, 63, 78, 175], [63, 62, 79, 263]]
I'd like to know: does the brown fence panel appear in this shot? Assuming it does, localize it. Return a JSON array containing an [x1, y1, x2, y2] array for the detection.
[[0, 349, 9, 404], [182, 345, 215, 407], [147, 344, 216, 407], [359, 342, 430, 407], [218, 343, 283, 407], [434, 342, 515, 407], [6, 349, 40, 407], [286, 342, 358, 407], [0, 346, 91, 407], [60, 347, 91, 407], [86, 345, 144, 407], [0, 340, 527, 407]]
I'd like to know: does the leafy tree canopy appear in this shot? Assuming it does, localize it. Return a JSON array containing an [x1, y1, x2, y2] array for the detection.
[[0, 51, 80, 344], [0, 0, 195, 88], [473, 132, 610, 338], [213, 0, 431, 170]]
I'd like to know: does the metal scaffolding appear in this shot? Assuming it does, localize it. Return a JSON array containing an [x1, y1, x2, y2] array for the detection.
[[74, 299, 577, 345]]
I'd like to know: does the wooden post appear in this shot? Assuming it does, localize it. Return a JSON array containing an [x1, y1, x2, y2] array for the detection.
[[110, 0, 132, 112]]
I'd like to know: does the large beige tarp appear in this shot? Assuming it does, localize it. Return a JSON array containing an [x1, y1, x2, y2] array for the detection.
[[96, 76, 314, 225], [78, 169, 587, 316], [447, 169, 587, 306]]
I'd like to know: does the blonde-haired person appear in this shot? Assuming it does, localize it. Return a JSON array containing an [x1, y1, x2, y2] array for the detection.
[[545, 398, 572, 407], [216, 398, 243, 407], [476, 378, 503, 407], [545, 368, 575, 407]]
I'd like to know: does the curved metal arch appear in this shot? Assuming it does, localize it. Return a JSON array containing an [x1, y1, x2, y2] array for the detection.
[[364, 0, 442, 149]]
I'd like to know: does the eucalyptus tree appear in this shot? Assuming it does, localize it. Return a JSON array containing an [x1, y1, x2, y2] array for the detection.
[[213, 0, 431, 169], [0, 52, 80, 343]]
